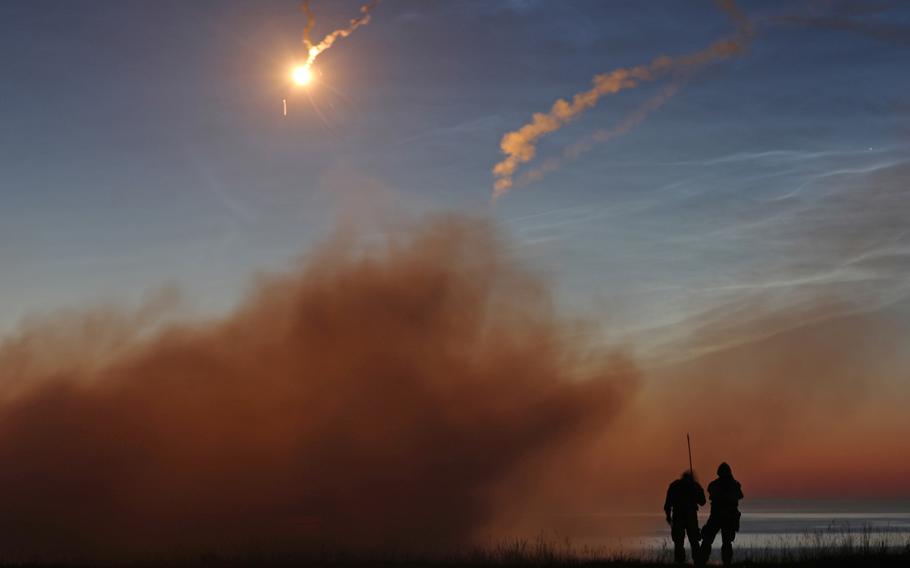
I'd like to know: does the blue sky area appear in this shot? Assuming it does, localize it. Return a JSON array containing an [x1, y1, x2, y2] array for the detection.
[[2, 0, 909, 361]]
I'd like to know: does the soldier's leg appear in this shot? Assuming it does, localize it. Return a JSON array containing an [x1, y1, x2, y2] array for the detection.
[[697, 517, 720, 566], [685, 516, 701, 563], [721, 527, 736, 566], [671, 521, 686, 563]]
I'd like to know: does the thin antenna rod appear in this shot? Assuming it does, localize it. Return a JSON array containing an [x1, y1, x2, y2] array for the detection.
[[687, 433, 694, 474]]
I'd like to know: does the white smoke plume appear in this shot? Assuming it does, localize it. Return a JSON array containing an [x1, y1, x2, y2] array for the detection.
[[519, 81, 683, 188], [491, 0, 752, 200], [301, 0, 380, 69]]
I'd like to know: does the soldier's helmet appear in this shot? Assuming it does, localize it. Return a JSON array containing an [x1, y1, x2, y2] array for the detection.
[[717, 462, 733, 477]]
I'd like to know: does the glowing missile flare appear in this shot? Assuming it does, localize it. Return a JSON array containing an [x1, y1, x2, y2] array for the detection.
[[291, 65, 314, 86]]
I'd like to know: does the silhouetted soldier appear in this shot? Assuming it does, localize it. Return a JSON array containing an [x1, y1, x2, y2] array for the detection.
[[698, 462, 743, 567], [664, 470, 706, 564]]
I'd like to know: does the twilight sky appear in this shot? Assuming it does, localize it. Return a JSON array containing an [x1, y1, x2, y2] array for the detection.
[[3, 0, 910, 363]]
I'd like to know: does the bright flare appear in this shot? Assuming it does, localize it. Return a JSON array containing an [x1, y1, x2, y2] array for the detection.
[[291, 65, 313, 86]]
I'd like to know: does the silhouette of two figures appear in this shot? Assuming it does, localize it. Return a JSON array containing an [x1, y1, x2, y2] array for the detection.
[[664, 462, 743, 566]]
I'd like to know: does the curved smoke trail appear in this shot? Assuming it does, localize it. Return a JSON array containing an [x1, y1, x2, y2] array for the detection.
[[300, 0, 380, 70], [491, 0, 752, 200]]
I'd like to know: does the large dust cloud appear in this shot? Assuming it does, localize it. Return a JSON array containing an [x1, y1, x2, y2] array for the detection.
[[0, 216, 636, 560], [2, 213, 908, 561]]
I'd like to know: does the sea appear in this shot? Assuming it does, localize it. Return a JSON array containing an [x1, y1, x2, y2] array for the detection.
[[559, 500, 910, 558]]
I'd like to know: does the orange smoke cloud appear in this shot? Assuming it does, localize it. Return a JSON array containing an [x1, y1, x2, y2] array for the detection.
[[1, 212, 908, 561], [0, 216, 635, 561]]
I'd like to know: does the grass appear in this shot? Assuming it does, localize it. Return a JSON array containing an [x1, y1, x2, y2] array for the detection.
[[734, 524, 910, 567], [0, 528, 907, 567], [151, 529, 910, 567]]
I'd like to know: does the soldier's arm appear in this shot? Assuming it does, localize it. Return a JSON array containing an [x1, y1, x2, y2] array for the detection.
[[664, 487, 673, 520], [736, 482, 744, 500], [697, 484, 706, 506]]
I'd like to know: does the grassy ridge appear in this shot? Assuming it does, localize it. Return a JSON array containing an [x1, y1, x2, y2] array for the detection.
[[2, 531, 908, 567], [152, 534, 910, 567]]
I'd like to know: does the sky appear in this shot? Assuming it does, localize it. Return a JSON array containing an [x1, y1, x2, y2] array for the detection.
[[2, 0, 910, 362], [1, 1, 910, 556]]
